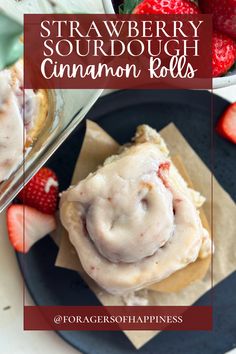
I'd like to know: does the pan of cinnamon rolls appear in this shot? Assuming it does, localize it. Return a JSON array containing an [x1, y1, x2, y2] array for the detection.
[[0, 60, 48, 182], [0, 59, 48, 183]]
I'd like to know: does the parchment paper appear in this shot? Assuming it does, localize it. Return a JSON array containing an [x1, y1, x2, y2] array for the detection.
[[55, 120, 236, 349]]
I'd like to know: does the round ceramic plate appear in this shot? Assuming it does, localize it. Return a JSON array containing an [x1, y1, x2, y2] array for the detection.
[[17, 90, 236, 354]]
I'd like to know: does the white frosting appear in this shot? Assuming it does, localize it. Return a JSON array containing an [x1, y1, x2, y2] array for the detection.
[[0, 61, 40, 182], [60, 136, 212, 295], [44, 177, 59, 193], [72, 144, 175, 263], [199, 228, 213, 259], [0, 70, 24, 182], [122, 291, 149, 306]]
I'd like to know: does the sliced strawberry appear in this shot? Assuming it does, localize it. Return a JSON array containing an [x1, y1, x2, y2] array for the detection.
[[7, 205, 56, 253], [133, 0, 200, 14], [18, 167, 59, 214], [216, 102, 236, 144]]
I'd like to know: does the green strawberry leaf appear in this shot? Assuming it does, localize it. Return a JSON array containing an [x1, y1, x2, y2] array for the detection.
[[119, 0, 143, 14]]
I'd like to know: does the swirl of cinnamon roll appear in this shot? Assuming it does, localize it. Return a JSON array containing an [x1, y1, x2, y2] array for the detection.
[[60, 125, 212, 295]]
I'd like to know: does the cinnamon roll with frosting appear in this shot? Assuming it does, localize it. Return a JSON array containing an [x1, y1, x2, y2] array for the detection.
[[0, 60, 48, 183], [60, 125, 212, 295]]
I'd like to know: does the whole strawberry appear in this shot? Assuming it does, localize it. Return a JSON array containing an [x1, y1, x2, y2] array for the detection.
[[216, 102, 236, 144], [133, 0, 200, 14], [18, 167, 59, 214], [199, 0, 236, 39], [212, 32, 236, 77]]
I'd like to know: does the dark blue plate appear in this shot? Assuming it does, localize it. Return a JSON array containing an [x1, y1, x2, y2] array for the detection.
[[17, 90, 236, 354]]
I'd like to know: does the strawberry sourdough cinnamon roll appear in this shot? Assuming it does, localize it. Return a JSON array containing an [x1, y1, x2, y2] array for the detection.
[[0, 60, 48, 183], [60, 125, 212, 295]]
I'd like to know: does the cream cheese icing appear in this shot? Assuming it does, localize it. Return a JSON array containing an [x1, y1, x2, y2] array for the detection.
[[0, 60, 42, 183], [60, 125, 212, 295], [0, 69, 24, 182]]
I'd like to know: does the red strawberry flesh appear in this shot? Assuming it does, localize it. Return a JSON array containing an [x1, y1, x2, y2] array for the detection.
[[7, 205, 56, 253], [158, 161, 170, 188], [216, 102, 236, 144]]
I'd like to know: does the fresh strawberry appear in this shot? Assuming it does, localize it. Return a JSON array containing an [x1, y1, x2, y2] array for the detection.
[[199, 0, 236, 39], [18, 167, 59, 214], [212, 32, 236, 77], [133, 0, 200, 14], [7, 205, 56, 253], [216, 102, 236, 144]]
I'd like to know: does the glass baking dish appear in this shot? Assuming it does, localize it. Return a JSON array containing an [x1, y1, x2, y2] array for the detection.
[[0, 0, 106, 212], [0, 88, 103, 212]]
